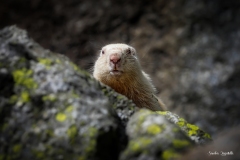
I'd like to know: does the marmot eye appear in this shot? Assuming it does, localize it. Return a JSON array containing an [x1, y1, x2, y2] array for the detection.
[[126, 48, 131, 55]]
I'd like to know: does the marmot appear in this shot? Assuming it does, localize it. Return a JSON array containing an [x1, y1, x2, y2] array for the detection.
[[93, 43, 166, 111]]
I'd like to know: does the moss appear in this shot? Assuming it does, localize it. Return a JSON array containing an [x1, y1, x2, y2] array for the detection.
[[65, 105, 74, 112], [177, 121, 185, 127], [71, 63, 80, 71], [88, 127, 98, 138], [12, 68, 37, 89], [55, 58, 61, 64], [71, 91, 80, 98], [46, 129, 54, 137], [38, 58, 53, 66], [21, 91, 30, 102], [1, 123, 8, 131], [147, 124, 163, 135], [55, 113, 67, 122], [172, 127, 180, 133], [117, 95, 125, 100], [84, 127, 98, 154], [42, 94, 56, 102], [67, 125, 78, 140], [129, 138, 152, 152], [157, 111, 168, 115], [203, 133, 211, 139], [85, 138, 96, 154], [0, 154, 4, 160], [78, 156, 86, 160], [138, 114, 146, 124], [35, 151, 44, 159], [187, 123, 199, 136], [173, 139, 191, 148], [70, 62, 89, 76], [162, 149, 180, 160], [9, 95, 18, 104], [12, 144, 22, 153], [178, 118, 185, 122]]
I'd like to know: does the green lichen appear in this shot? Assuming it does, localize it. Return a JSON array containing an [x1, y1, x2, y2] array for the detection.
[[42, 94, 56, 102], [129, 138, 152, 152], [84, 127, 98, 154], [65, 105, 74, 112], [38, 58, 53, 66], [56, 113, 67, 122], [0, 154, 4, 160], [21, 91, 30, 102], [71, 63, 80, 71], [70, 62, 90, 76], [1, 123, 8, 131], [71, 91, 80, 98], [147, 124, 163, 135], [173, 139, 191, 148], [13, 144, 22, 153], [78, 156, 86, 160], [203, 133, 211, 139], [85, 138, 96, 154], [162, 149, 180, 160], [12, 68, 37, 89], [157, 111, 168, 115], [87, 127, 98, 138], [67, 125, 78, 140], [34, 150, 44, 159], [46, 129, 54, 137], [187, 123, 199, 136], [172, 127, 180, 133], [9, 95, 18, 104], [177, 120, 185, 127], [55, 58, 61, 64]]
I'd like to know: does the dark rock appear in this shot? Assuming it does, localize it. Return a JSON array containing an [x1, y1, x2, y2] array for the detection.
[[0, 25, 134, 160], [0, 26, 212, 160]]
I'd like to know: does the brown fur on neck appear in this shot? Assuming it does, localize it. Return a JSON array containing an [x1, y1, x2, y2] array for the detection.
[[93, 43, 166, 111]]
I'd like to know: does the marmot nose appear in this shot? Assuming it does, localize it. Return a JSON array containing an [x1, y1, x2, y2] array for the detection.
[[110, 54, 121, 64]]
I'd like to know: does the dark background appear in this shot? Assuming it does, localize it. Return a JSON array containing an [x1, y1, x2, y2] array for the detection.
[[1, 0, 240, 138]]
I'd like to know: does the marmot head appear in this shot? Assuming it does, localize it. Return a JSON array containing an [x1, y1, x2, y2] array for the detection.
[[93, 44, 142, 82]]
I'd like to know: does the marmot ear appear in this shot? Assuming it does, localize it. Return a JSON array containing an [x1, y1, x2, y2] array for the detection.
[[100, 49, 105, 56], [126, 48, 131, 55], [131, 47, 137, 56], [126, 47, 136, 56]]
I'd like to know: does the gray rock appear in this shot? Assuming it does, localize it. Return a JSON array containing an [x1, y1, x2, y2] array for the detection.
[[0, 26, 211, 160], [0, 25, 134, 160]]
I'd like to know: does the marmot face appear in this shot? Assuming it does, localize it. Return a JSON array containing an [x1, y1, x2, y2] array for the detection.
[[93, 44, 141, 82], [93, 43, 166, 111]]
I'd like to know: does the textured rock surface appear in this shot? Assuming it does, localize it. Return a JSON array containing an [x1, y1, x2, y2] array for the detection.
[[0, 26, 135, 160], [121, 109, 195, 160], [1, 0, 240, 138], [0, 26, 212, 160]]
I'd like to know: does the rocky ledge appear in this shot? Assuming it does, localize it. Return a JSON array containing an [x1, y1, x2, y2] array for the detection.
[[0, 26, 212, 160]]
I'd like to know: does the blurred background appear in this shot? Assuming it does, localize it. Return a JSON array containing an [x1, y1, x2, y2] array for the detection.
[[1, 0, 240, 138]]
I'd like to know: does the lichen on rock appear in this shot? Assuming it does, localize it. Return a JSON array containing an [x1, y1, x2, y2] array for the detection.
[[120, 109, 196, 160], [0, 26, 212, 160], [0, 26, 126, 160]]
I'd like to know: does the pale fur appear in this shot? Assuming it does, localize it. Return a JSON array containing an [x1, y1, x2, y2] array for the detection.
[[93, 43, 166, 111]]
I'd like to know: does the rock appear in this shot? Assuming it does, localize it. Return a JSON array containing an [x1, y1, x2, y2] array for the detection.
[[179, 126, 240, 160], [0, 26, 212, 160], [120, 109, 211, 160], [121, 109, 195, 160], [1, 0, 240, 138], [0, 25, 134, 160]]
